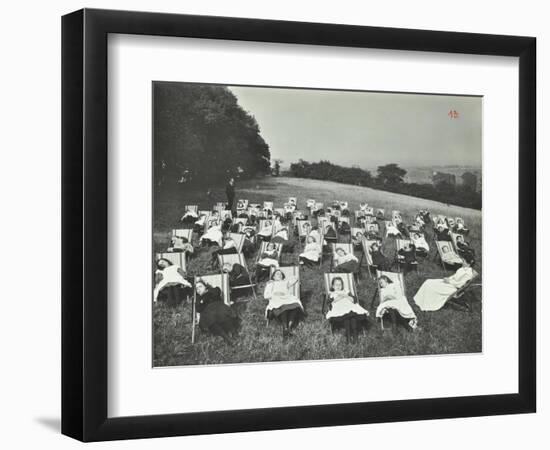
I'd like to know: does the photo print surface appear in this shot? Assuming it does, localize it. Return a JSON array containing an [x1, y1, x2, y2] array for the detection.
[[153, 82, 482, 367]]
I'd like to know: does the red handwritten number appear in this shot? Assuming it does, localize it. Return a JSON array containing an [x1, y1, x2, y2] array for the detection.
[[448, 109, 459, 119]]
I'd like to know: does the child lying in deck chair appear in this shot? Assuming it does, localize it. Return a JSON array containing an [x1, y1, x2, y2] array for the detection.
[[255, 241, 282, 282], [194, 275, 240, 344], [257, 219, 274, 241], [332, 244, 359, 273], [324, 273, 369, 343], [434, 223, 452, 242], [452, 233, 476, 260], [375, 272, 417, 330], [414, 255, 477, 311], [153, 255, 192, 307], [396, 239, 418, 273], [385, 220, 402, 238], [436, 241, 463, 268], [167, 235, 194, 256], [264, 267, 304, 341], [351, 228, 365, 249], [180, 205, 199, 224], [410, 231, 429, 257], [220, 253, 256, 301], [299, 235, 322, 267]]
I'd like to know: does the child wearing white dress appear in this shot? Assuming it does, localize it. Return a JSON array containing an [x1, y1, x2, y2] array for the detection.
[[414, 258, 475, 311], [264, 269, 304, 340], [325, 277, 369, 343], [153, 258, 192, 306], [299, 236, 322, 266], [375, 275, 417, 329]]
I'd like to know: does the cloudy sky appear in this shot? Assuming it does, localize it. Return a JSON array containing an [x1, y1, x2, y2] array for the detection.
[[229, 85, 482, 169]]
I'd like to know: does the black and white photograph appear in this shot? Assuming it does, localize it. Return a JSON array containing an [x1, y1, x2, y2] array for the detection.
[[153, 82, 482, 366]]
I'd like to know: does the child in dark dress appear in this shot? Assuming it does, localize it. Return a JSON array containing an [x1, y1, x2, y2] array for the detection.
[[195, 279, 240, 344]]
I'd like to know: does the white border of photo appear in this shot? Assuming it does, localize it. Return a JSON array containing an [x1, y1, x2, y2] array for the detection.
[[107, 34, 518, 418]]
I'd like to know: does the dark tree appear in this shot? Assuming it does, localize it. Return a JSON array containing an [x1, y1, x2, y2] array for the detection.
[[376, 163, 407, 186], [154, 83, 271, 188], [272, 159, 283, 176]]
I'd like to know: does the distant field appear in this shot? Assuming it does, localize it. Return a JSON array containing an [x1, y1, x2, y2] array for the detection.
[[153, 176, 482, 366]]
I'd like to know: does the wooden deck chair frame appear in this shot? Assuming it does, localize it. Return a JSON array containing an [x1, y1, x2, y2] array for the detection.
[[395, 238, 419, 273], [185, 205, 198, 214], [155, 252, 187, 273], [322, 272, 358, 317], [266, 266, 300, 325], [446, 270, 481, 312], [373, 270, 407, 329], [192, 274, 230, 344], [435, 240, 463, 271], [359, 238, 381, 278], [218, 252, 257, 301]]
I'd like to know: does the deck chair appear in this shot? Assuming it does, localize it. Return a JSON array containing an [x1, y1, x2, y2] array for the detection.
[[395, 239, 418, 273], [359, 202, 368, 211], [191, 273, 230, 343], [321, 272, 359, 317], [228, 233, 246, 253], [331, 243, 359, 276], [257, 219, 275, 240], [256, 241, 283, 279], [247, 206, 260, 217], [297, 220, 312, 241], [435, 240, 463, 270], [172, 228, 193, 240], [237, 199, 249, 209], [263, 201, 274, 211], [385, 220, 401, 238], [354, 210, 366, 221], [266, 266, 301, 325], [445, 270, 481, 312], [218, 252, 257, 301], [185, 205, 198, 214], [373, 270, 412, 330], [256, 241, 283, 263], [359, 238, 382, 278], [155, 251, 187, 273], [206, 218, 220, 230], [350, 227, 365, 247], [365, 222, 380, 237]]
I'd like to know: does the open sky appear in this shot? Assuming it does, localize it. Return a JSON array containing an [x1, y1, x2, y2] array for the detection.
[[229, 85, 482, 169]]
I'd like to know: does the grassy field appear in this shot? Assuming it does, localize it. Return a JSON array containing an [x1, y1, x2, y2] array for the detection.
[[153, 176, 482, 367]]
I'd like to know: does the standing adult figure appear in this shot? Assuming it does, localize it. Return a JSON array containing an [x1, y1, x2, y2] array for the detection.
[[226, 177, 235, 212]]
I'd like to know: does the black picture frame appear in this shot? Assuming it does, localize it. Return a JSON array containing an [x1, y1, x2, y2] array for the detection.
[[62, 8, 536, 442]]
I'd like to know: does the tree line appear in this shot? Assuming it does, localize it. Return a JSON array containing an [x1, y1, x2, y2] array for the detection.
[[154, 83, 271, 188], [289, 160, 482, 209]]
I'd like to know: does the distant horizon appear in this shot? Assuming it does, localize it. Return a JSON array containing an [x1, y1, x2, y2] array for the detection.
[[229, 85, 482, 169]]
